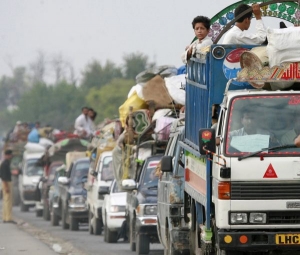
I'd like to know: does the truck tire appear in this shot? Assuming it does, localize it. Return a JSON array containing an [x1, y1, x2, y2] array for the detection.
[[94, 217, 102, 235], [61, 204, 69, 230], [136, 234, 150, 255], [129, 217, 136, 251], [36, 209, 43, 217], [107, 228, 118, 243], [88, 210, 93, 234], [70, 217, 79, 231], [20, 201, 29, 212], [51, 207, 59, 226], [104, 223, 108, 242]]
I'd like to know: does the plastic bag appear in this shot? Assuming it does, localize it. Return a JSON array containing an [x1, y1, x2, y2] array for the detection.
[[164, 74, 186, 105], [119, 92, 148, 127]]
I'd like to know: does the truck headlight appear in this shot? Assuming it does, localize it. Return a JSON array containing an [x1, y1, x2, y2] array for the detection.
[[249, 213, 266, 224], [110, 205, 126, 212], [230, 213, 247, 224], [144, 205, 157, 215], [69, 195, 85, 206]]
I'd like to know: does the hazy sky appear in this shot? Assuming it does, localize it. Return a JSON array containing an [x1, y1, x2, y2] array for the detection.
[[0, 0, 239, 80], [0, 0, 286, 82]]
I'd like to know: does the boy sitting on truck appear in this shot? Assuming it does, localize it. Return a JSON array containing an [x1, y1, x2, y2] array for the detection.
[[181, 15, 212, 64]]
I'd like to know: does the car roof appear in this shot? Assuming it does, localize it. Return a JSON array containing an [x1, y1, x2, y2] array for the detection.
[[73, 157, 90, 164]]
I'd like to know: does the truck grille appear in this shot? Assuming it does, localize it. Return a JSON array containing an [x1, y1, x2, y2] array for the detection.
[[231, 182, 300, 200], [268, 211, 300, 224]]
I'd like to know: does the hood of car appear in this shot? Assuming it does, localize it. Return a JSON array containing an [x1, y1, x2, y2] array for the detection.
[[109, 192, 127, 206]]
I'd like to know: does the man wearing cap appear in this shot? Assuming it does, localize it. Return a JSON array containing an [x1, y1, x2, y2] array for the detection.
[[0, 149, 15, 223]]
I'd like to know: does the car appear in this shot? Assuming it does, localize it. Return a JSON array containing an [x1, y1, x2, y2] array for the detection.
[[86, 151, 114, 235], [123, 155, 162, 255], [19, 150, 45, 212], [49, 164, 66, 226], [102, 179, 127, 243], [58, 157, 90, 231], [40, 161, 64, 221]]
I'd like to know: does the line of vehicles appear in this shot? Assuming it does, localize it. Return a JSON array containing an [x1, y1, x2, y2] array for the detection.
[[2, 1, 300, 254]]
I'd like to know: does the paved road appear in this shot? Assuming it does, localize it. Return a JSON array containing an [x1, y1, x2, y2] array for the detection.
[[12, 205, 164, 255]]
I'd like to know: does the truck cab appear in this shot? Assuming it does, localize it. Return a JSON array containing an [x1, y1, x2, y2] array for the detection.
[[122, 154, 162, 255]]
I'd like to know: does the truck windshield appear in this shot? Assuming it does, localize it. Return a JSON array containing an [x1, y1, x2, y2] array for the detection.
[[141, 160, 159, 189], [25, 159, 43, 176], [101, 156, 114, 181], [226, 94, 300, 156], [70, 161, 89, 187]]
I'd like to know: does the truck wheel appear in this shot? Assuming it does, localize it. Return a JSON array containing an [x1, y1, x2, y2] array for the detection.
[[136, 234, 150, 255], [20, 201, 29, 212], [104, 223, 108, 242], [61, 204, 69, 230], [129, 217, 136, 251], [107, 228, 118, 243], [51, 207, 59, 226], [88, 210, 94, 234], [94, 217, 102, 235], [36, 209, 43, 217], [70, 217, 79, 231], [190, 200, 201, 255]]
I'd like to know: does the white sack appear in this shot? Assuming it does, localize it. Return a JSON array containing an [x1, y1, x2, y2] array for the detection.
[[24, 142, 46, 152], [267, 27, 300, 67], [39, 138, 54, 148], [127, 84, 145, 100], [164, 74, 186, 105], [152, 109, 172, 122]]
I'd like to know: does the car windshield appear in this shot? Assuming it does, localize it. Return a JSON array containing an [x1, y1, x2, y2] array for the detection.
[[141, 160, 159, 189], [112, 181, 122, 193], [101, 156, 114, 181], [70, 161, 89, 187], [25, 159, 44, 176], [226, 94, 300, 156]]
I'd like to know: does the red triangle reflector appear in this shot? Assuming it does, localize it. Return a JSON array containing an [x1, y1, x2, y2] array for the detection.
[[263, 164, 278, 178]]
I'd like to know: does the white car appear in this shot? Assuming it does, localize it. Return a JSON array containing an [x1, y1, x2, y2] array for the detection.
[[19, 150, 44, 212], [86, 151, 114, 235], [102, 179, 127, 243]]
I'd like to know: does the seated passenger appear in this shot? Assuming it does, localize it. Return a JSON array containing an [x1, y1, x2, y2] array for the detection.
[[281, 115, 300, 145], [229, 108, 268, 138], [181, 16, 213, 64], [222, 3, 266, 44]]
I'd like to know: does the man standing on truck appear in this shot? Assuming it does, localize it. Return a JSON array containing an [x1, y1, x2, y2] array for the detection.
[[0, 149, 15, 223], [222, 3, 266, 44]]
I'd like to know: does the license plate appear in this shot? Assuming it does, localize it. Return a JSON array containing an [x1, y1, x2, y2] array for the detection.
[[276, 234, 300, 245]]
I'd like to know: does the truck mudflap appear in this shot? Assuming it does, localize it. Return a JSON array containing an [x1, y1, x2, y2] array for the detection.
[[218, 230, 300, 251], [170, 228, 190, 250]]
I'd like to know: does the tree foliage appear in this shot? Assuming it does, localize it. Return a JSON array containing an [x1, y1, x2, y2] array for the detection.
[[123, 52, 150, 80], [81, 60, 123, 91], [85, 78, 134, 122]]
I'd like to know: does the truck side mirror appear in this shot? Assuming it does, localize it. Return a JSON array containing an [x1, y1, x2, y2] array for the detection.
[[121, 179, 137, 191], [161, 156, 173, 173], [98, 186, 110, 195], [199, 129, 216, 155]]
